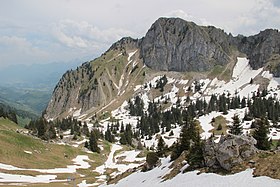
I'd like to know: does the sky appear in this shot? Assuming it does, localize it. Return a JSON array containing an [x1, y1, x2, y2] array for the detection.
[[0, 0, 279, 68]]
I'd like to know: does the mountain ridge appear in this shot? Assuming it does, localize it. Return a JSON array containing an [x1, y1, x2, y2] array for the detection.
[[45, 17, 280, 120]]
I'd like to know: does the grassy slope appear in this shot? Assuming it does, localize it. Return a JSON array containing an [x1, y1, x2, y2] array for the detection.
[[0, 118, 79, 169], [0, 118, 113, 186]]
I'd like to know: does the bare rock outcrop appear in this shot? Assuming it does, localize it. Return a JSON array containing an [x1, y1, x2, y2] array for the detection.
[[140, 17, 232, 72], [203, 135, 257, 171]]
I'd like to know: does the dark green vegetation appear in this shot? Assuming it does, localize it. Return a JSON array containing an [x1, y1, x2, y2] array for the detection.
[[143, 152, 159, 171], [229, 114, 242, 135], [253, 118, 271, 150], [0, 103, 18, 124], [170, 119, 204, 169]]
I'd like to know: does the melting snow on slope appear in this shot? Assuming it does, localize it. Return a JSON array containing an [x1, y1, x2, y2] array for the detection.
[[115, 150, 145, 162], [94, 144, 144, 180], [0, 155, 91, 174], [0, 155, 91, 184], [207, 57, 262, 97], [262, 71, 280, 99], [73, 109, 82, 117], [198, 108, 247, 139], [103, 157, 280, 187], [197, 111, 221, 139]]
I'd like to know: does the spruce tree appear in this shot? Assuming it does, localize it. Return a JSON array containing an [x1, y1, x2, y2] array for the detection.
[[105, 128, 114, 143], [179, 124, 191, 153], [157, 136, 166, 157], [253, 118, 270, 150], [187, 132, 204, 168], [119, 133, 127, 145], [89, 130, 100, 153], [82, 122, 90, 137], [229, 114, 242, 135], [84, 141, 89, 149]]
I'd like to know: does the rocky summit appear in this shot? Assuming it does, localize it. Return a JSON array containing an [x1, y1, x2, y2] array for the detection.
[[45, 17, 280, 120], [140, 18, 232, 72]]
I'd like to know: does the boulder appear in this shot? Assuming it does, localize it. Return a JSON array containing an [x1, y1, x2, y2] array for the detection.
[[203, 135, 257, 171]]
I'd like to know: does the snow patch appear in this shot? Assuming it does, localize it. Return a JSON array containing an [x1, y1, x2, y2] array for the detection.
[[24, 150, 32, 154]]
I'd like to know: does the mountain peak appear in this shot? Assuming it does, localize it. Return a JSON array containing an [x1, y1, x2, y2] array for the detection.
[[140, 17, 232, 72]]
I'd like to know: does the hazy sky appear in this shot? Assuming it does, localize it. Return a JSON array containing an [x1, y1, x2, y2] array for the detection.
[[0, 0, 279, 67]]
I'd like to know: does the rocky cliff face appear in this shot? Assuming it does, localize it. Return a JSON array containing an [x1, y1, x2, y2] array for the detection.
[[44, 37, 144, 119], [232, 29, 280, 71], [140, 18, 232, 72], [140, 18, 280, 74], [45, 17, 280, 120]]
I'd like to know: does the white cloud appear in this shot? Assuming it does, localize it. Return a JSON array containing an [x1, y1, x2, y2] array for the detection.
[[231, 0, 280, 35], [0, 0, 279, 68], [0, 36, 49, 66], [52, 19, 135, 49]]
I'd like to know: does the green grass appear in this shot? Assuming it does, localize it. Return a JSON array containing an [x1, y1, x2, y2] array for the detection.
[[208, 65, 232, 81], [0, 118, 118, 186], [0, 118, 81, 169], [208, 65, 224, 78]]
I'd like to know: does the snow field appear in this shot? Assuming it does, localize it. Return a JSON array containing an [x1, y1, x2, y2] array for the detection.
[[207, 57, 262, 97], [103, 157, 280, 187], [94, 143, 146, 184], [0, 155, 91, 184]]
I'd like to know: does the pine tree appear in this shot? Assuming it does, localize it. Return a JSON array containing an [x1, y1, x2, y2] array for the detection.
[[170, 119, 197, 161], [82, 122, 90, 137], [253, 118, 270, 150], [179, 124, 191, 153], [37, 118, 47, 139], [105, 128, 114, 143], [48, 125, 57, 139], [120, 133, 127, 145], [84, 141, 89, 148], [89, 131, 100, 153], [217, 124, 222, 131], [187, 132, 204, 168], [241, 97, 246, 108], [120, 123, 124, 133], [157, 136, 166, 157], [229, 114, 242, 135]]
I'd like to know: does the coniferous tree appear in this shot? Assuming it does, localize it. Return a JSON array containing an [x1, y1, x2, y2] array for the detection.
[[125, 124, 133, 145], [253, 118, 270, 150], [82, 122, 90, 137], [48, 125, 57, 139], [89, 130, 100, 153], [187, 132, 204, 168], [37, 118, 47, 139], [171, 119, 197, 161], [229, 114, 242, 135], [105, 127, 114, 143], [241, 97, 246, 108], [119, 133, 128, 145], [120, 123, 125, 133], [157, 136, 166, 157], [84, 141, 89, 149]]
